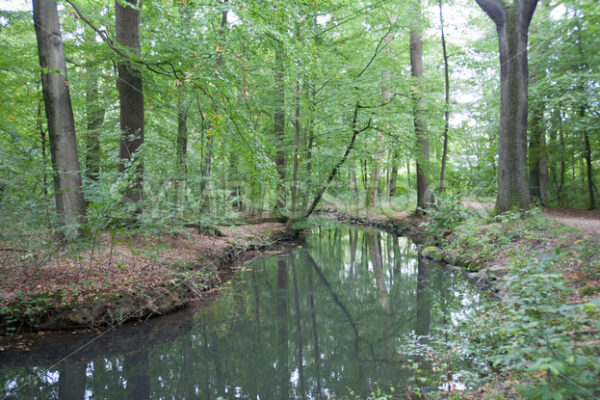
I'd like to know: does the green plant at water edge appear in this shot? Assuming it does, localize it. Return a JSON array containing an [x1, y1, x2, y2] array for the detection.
[[465, 254, 600, 399], [421, 193, 471, 241]]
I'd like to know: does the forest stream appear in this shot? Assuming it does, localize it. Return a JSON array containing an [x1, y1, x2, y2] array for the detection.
[[0, 223, 487, 399]]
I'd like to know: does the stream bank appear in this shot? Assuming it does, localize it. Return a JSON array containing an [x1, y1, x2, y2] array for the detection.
[[318, 206, 600, 398], [0, 222, 297, 336]]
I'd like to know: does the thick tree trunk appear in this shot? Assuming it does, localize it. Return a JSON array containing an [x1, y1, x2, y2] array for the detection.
[[438, 0, 450, 193], [33, 0, 86, 239], [116, 0, 144, 210], [410, 0, 433, 215], [475, 0, 537, 213]]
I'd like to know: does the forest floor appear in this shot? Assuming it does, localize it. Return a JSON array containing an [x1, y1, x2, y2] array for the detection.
[[0, 222, 293, 337]]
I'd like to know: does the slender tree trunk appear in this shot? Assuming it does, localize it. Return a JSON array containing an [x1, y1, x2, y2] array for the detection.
[[274, 45, 286, 213], [175, 87, 190, 209], [289, 75, 301, 226], [389, 150, 399, 197], [351, 165, 359, 207], [365, 133, 383, 209], [198, 101, 213, 213], [575, 20, 595, 210], [475, 0, 537, 213], [84, 29, 105, 183], [36, 96, 49, 198], [174, 3, 194, 211], [528, 98, 549, 203], [33, 0, 86, 239], [116, 0, 144, 211], [304, 89, 315, 210], [584, 130, 595, 209], [410, 0, 433, 214], [438, 0, 450, 193]]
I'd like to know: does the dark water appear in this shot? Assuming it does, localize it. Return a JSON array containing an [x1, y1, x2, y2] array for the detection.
[[0, 223, 484, 399]]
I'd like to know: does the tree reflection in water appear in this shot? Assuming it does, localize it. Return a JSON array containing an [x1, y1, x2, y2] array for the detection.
[[0, 223, 482, 399]]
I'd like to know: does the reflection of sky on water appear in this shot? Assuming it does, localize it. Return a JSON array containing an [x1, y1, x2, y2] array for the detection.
[[0, 223, 487, 399]]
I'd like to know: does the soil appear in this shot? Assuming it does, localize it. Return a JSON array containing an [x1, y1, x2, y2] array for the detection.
[[0, 222, 293, 335], [542, 207, 600, 234]]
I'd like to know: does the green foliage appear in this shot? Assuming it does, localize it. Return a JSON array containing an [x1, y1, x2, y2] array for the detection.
[[465, 255, 600, 399], [421, 194, 471, 241]]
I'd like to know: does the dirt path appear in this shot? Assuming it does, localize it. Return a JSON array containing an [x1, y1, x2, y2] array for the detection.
[[543, 208, 600, 235], [463, 201, 600, 235]]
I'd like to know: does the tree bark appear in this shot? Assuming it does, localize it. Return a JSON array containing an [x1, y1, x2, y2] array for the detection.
[[33, 0, 86, 239], [475, 0, 537, 213], [116, 0, 144, 211], [410, 0, 433, 214]]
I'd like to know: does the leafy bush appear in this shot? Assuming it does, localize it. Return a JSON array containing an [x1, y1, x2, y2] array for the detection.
[[466, 254, 600, 399], [421, 193, 471, 241]]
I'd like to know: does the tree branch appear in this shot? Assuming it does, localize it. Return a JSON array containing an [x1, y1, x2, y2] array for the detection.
[[303, 103, 371, 219], [474, 0, 505, 26], [521, 0, 539, 28], [356, 26, 394, 79]]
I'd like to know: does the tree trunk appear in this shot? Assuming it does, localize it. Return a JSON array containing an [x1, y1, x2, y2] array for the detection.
[[438, 0, 450, 193], [584, 130, 595, 209], [410, 0, 433, 214], [528, 98, 549, 203], [575, 20, 595, 210], [116, 0, 144, 211], [175, 87, 190, 209], [289, 75, 301, 226], [365, 132, 383, 209], [84, 29, 104, 182], [274, 45, 286, 213], [33, 0, 86, 239], [475, 0, 537, 213], [389, 150, 399, 197]]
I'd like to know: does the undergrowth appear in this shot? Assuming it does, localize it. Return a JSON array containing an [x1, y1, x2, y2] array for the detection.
[[420, 198, 600, 399]]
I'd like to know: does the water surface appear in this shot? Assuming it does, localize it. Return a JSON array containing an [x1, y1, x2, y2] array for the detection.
[[0, 223, 483, 399]]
